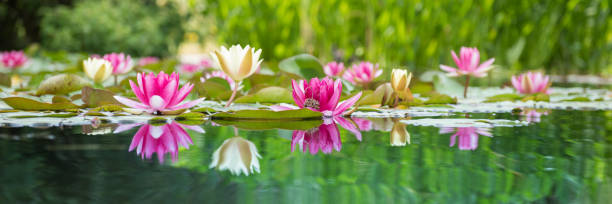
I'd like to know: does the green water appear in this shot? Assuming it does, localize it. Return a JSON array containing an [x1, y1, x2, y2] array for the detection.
[[1, 110, 611, 203]]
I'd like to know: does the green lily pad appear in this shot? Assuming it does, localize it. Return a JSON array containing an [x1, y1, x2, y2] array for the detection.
[[174, 112, 206, 121], [211, 108, 322, 120], [278, 54, 324, 79], [424, 93, 457, 104], [561, 96, 591, 102], [234, 86, 293, 104], [52, 95, 72, 104], [81, 86, 122, 108], [484, 93, 523, 102], [0, 73, 11, 87], [2, 97, 78, 111], [197, 77, 233, 100], [10, 113, 78, 118], [191, 107, 218, 114], [91, 104, 124, 112], [521, 93, 550, 102], [36, 74, 88, 96], [212, 119, 322, 130]]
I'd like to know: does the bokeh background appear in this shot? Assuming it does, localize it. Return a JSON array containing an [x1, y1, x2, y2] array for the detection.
[[1, 0, 611, 75]]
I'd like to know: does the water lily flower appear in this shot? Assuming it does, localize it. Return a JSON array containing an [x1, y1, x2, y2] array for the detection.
[[391, 69, 413, 100], [0, 50, 27, 69], [83, 57, 113, 84], [113, 71, 205, 114], [323, 62, 344, 77], [390, 122, 410, 146], [291, 117, 361, 155], [342, 61, 382, 86], [440, 47, 495, 98], [200, 70, 242, 91], [180, 63, 203, 73], [511, 71, 551, 94], [271, 77, 362, 117], [210, 137, 261, 176], [210, 44, 263, 107], [138, 56, 160, 67], [115, 122, 204, 163], [439, 127, 492, 150], [103, 53, 134, 75]]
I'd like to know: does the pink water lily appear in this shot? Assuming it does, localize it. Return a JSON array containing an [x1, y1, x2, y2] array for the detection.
[[1, 50, 27, 69], [323, 62, 345, 77], [115, 122, 204, 163], [271, 77, 361, 117], [440, 47, 495, 78], [138, 56, 159, 67], [439, 127, 492, 151], [114, 71, 204, 114], [342, 61, 382, 85], [180, 63, 203, 73], [103, 52, 134, 75], [511, 71, 551, 94], [291, 117, 361, 155]]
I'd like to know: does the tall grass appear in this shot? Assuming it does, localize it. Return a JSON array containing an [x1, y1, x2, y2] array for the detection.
[[207, 0, 611, 75]]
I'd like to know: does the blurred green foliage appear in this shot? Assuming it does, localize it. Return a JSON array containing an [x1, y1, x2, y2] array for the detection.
[[39, 0, 184, 56], [208, 0, 611, 75]]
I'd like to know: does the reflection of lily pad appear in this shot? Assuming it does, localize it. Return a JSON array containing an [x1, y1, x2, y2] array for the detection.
[[213, 119, 322, 130], [211, 108, 322, 120], [2, 97, 79, 111], [401, 118, 529, 127]]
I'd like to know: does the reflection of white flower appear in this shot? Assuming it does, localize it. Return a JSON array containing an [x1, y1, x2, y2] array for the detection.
[[390, 122, 410, 146], [210, 137, 261, 176]]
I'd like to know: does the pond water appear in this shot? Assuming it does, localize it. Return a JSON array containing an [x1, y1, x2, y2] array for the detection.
[[1, 110, 611, 203]]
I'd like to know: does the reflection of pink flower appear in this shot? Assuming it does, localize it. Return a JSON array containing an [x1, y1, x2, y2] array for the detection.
[[103, 52, 134, 75], [273, 77, 361, 117], [323, 62, 344, 77], [440, 47, 494, 77], [138, 57, 159, 67], [520, 109, 549, 123], [114, 71, 204, 114], [511, 72, 551, 94], [292, 117, 361, 155], [439, 127, 492, 150], [342, 62, 382, 85], [116, 122, 204, 163], [351, 117, 372, 131], [1, 50, 27, 69], [200, 70, 241, 90]]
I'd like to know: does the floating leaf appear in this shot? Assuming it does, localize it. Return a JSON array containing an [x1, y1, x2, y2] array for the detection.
[[10, 113, 79, 118], [2, 97, 78, 111], [91, 104, 124, 112], [174, 112, 206, 121], [212, 119, 322, 130], [52, 95, 72, 104], [561, 96, 591, 102], [424, 93, 457, 104], [521, 93, 550, 102], [484, 93, 523, 102], [81, 86, 122, 107], [197, 77, 233, 100], [211, 108, 322, 120], [191, 107, 218, 114], [278, 54, 324, 78], [0, 73, 11, 87], [234, 86, 293, 104], [36, 74, 88, 95]]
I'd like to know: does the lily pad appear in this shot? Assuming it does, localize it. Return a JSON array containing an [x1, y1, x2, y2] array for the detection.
[[10, 113, 79, 118], [81, 86, 122, 108], [211, 108, 322, 120], [234, 86, 293, 104], [423, 93, 457, 104], [36, 74, 88, 95], [91, 104, 124, 112], [212, 119, 322, 130], [192, 107, 218, 114], [2, 97, 78, 111], [197, 77, 233, 100], [521, 93, 550, 102], [174, 112, 206, 121], [278, 54, 324, 79], [484, 93, 523, 102], [561, 96, 591, 102]]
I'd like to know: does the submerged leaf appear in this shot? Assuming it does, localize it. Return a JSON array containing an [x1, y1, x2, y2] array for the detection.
[[278, 54, 324, 78], [36, 74, 88, 95], [211, 108, 322, 120], [2, 97, 78, 111], [234, 86, 293, 104]]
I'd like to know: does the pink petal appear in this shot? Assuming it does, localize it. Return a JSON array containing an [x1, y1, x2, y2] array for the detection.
[[130, 80, 148, 105], [114, 96, 149, 110], [168, 97, 205, 110], [333, 92, 362, 116], [291, 80, 305, 107]]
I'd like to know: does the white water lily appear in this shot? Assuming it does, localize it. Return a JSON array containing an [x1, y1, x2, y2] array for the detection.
[[83, 57, 112, 84], [391, 69, 413, 99], [390, 122, 410, 146], [210, 137, 261, 176], [211, 44, 263, 82]]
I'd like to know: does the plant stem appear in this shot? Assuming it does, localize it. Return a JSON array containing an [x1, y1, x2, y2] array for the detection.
[[463, 75, 470, 98], [225, 81, 239, 108]]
